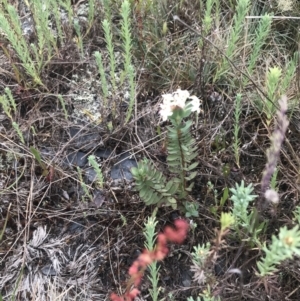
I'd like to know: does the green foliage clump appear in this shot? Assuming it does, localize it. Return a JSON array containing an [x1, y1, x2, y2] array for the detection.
[[229, 181, 266, 245], [167, 115, 198, 197], [0, 88, 24, 144], [230, 180, 257, 227], [131, 159, 178, 208], [94, 0, 135, 123], [257, 225, 300, 277]]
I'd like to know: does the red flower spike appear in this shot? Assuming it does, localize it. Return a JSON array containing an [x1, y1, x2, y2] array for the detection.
[[128, 288, 140, 299], [154, 233, 169, 260], [164, 219, 189, 243], [157, 232, 167, 244], [128, 261, 139, 276], [110, 219, 189, 301], [134, 273, 143, 287], [174, 219, 189, 233], [110, 293, 125, 301], [139, 250, 153, 266]]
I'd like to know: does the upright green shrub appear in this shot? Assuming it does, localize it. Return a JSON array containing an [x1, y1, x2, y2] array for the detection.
[[132, 89, 201, 215], [244, 14, 272, 85], [0, 88, 24, 143], [0, 4, 42, 85], [265, 66, 282, 124], [143, 211, 161, 301], [94, 51, 109, 106], [120, 0, 136, 122], [257, 225, 300, 277], [102, 19, 117, 92], [230, 181, 266, 246], [214, 0, 251, 81]]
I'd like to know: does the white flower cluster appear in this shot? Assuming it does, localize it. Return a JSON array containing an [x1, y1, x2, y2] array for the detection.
[[159, 89, 201, 121], [265, 189, 279, 204]]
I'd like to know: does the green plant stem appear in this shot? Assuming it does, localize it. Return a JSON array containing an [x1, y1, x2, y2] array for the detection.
[[102, 19, 117, 92], [0, 203, 11, 241], [125, 64, 136, 123], [94, 51, 109, 107], [177, 127, 187, 192], [120, 0, 133, 79], [144, 209, 160, 301], [233, 93, 242, 167]]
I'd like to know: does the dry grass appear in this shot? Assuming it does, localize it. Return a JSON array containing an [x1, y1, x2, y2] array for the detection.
[[1, 0, 300, 300]]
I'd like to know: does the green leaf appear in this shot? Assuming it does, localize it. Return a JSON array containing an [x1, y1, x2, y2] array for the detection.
[[188, 152, 198, 161], [140, 188, 148, 199], [168, 197, 177, 209], [30, 147, 43, 166], [168, 148, 180, 155], [167, 127, 177, 134], [186, 182, 195, 192], [143, 189, 154, 202], [185, 171, 198, 181], [131, 166, 139, 177], [184, 161, 199, 171], [220, 187, 229, 207], [30, 146, 48, 173], [167, 154, 181, 161], [166, 180, 179, 195], [182, 108, 192, 118], [168, 197, 177, 204]]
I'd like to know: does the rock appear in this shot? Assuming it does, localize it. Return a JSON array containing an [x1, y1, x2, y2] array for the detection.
[[94, 149, 114, 159], [65, 151, 88, 167], [84, 166, 97, 183], [41, 265, 57, 276], [110, 152, 137, 181], [68, 126, 102, 151]]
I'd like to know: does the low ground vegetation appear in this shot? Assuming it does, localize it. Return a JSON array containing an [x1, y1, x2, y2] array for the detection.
[[1, 0, 300, 300]]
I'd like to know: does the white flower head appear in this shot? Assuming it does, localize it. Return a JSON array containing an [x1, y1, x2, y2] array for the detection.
[[159, 89, 201, 121], [172, 89, 190, 109], [187, 95, 201, 113], [265, 189, 279, 204], [159, 96, 174, 121]]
